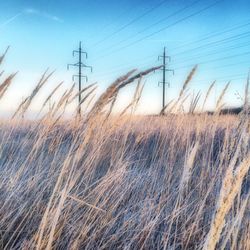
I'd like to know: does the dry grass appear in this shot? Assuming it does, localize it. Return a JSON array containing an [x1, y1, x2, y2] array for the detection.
[[0, 49, 249, 250]]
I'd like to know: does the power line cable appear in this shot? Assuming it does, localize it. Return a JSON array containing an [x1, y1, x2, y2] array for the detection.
[[92, 18, 250, 64], [173, 40, 250, 65], [173, 31, 250, 57], [171, 19, 250, 52], [92, 0, 223, 61], [88, 3, 138, 41], [175, 51, 250, 70], [94, 0, 201, 54], [93, 0, 168, 47]]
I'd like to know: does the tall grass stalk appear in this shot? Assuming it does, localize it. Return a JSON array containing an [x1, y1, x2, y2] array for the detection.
[[0, 56, 249, 249]]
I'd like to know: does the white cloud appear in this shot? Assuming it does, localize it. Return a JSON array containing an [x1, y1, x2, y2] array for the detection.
[[24, 8, 64, 23], [0, 8, 63, 29], [0, 13, 22, 28], [24, 8, 39, 14]]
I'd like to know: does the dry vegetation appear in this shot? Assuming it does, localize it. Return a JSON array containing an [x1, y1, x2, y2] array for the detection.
[[0, 49, 249, 250]]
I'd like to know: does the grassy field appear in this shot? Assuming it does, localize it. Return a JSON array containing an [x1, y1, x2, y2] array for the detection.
[[0, 49, 249, 249]]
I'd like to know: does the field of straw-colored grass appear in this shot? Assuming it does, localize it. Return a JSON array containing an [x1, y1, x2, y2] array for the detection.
[[0, 49, 249, 249]]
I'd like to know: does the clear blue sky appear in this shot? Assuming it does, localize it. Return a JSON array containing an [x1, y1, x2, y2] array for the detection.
[[0, 0, 250, 115]]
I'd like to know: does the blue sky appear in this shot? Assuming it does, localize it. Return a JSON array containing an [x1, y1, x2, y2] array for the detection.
[[0, 0, 250, 115]]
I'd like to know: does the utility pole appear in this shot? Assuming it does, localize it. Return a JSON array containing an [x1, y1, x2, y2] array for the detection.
[[67, 42, 92, 117], [158, 47, 174, 112]]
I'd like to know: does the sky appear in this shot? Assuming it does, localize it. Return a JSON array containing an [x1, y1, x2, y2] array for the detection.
[[0, 0, 250, 116]]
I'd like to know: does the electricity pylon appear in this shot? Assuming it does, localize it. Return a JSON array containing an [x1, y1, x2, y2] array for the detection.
[[68, 42, 92, 116], [158, 47, 174, 112]]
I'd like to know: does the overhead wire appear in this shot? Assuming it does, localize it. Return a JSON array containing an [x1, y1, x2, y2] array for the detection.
[[92, 0, 223, 61], [93, 0, 169, 47]]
